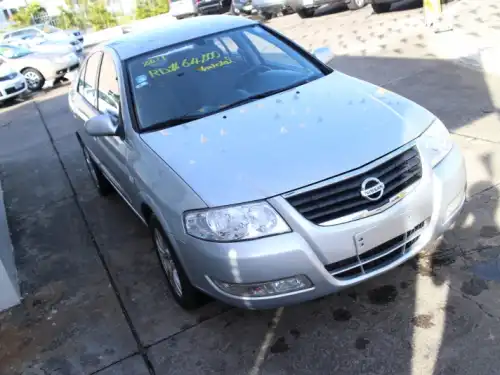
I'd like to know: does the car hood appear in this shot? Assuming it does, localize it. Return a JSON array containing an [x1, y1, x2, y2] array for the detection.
[[140, 71, 435, 207]]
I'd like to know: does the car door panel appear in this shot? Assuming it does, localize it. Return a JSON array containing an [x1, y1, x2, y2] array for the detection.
[[93, 51, 138, 205]]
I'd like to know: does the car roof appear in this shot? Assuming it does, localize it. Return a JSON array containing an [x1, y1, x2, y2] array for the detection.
[[105, 15, 258, 60]]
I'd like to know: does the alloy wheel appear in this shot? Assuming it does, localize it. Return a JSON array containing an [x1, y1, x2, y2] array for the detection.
[[24, 71, 40, 90], [154, 229, 183, 297]]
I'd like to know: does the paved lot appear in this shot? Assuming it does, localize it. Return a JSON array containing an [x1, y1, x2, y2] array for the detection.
[[2, 1, 500, 374]]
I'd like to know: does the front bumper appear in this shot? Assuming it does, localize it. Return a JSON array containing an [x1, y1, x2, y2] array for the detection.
[[289, 0, 342, 9], [0, 75, 27, 101], [45, 55, 81, 81], [181, 143, 466, 309]]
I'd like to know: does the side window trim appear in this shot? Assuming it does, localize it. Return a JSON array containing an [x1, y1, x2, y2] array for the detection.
[[77, 60, 87, 93], [96, 51, 120, 114], [82, 51, 103, 108]]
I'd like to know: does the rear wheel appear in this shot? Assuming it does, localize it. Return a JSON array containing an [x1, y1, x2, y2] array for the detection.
[[261, 11, 273, 19], [150, 216, 206, 310], [79, 139, 114, 196], [22, 68, 45, 91], [347, 0, 366, 10], [296, 7, 315, 18], [371, 2, 391, 13]]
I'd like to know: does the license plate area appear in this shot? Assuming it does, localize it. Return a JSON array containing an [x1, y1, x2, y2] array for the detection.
[[352, 212, 427, 275]]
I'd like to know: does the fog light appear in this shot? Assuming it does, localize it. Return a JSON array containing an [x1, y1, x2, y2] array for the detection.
[[213, 275, 313, 298]]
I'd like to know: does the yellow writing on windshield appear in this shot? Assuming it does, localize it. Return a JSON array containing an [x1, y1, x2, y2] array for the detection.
[[148, 62, 180, 78], [143, 51, 221, 68], [197, 57, 233, 72]]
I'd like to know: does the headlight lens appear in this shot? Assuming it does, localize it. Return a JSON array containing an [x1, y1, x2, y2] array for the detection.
[[184, 202, 291, 242], [418, 118, 453, 167]]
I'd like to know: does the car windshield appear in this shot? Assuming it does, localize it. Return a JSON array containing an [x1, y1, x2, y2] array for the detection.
[[0, 45, 31, 58], [127, 25, 326, 131]]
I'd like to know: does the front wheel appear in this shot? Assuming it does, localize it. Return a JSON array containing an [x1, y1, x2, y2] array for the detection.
[[371, 2, 391, 13], [296, 7, 315, 18], [22, 68, 45, 91], [347, 0, 366, 10], [150, 216, 206, 310]]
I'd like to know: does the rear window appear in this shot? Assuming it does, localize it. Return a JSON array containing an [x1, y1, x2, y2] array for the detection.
[[126, 25, 324, 131]]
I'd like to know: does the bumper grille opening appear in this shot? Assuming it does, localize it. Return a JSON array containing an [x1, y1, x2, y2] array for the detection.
[[286, 146, 422, 225], [325, 221, 426, 280], [5, 83, 24, 95]]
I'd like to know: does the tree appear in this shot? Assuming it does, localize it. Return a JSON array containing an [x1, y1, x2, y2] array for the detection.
[[135, 0, 154, 19], [87, 1, 118, 30], [56, 6, 86, 29], [12, 2, 44, 26], [135, 0, 170, 19]]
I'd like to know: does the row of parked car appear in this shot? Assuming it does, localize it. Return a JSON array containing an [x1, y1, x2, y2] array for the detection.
[[171, 0, 418, 20], [0, 24, 83, 104]]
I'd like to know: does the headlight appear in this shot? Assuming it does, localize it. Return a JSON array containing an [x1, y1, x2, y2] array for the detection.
[[184, 202, 291, 242], [417, 118, 453, 167]]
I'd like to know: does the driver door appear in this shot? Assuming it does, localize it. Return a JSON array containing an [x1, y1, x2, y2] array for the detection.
[[92, 51, 137, 205]]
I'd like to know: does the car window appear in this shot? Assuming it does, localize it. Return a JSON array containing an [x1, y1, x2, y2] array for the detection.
[[97, 52, 120, 116], [81, 52, 102, 106], [127, 25, 324, 131], [16, 29, 41, 39], [244, 30, 301, 68], [77, 61, 87, 94], [0, 45, 31, 58]]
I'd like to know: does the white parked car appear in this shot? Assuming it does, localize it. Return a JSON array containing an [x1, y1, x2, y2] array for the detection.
[[2, 24, 83, 55], [0, 61, 27, 103]]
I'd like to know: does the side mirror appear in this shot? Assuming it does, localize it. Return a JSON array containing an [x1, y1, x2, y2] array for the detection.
[[312, 47, 334, 64], [84, 113, 118, 137]]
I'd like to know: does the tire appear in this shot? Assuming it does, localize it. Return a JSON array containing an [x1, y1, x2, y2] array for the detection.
[[150, 216, 206, 310], [261, 11, 273, 20], [22, 68, 45, 91], [347, 0, 366, 10], [79, 139, 114, 196], [371, 2, 391, 13], [296, 7, 315, 18]]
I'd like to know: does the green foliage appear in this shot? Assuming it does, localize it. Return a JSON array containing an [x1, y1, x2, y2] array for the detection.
[[135, 0, 154, 20], [135, 0, 170, 20], [87, 1, 118, 30], [56, 6, 86, 29], [12, 2, 44, 26]]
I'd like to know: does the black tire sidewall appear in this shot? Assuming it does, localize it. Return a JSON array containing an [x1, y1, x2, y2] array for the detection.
[[79, 141, 114, 196], [297, 7, 314, 18], [149, 216, 205, 310]]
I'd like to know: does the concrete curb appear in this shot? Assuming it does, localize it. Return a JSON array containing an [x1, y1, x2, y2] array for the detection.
[[0, 180, 20, 312]]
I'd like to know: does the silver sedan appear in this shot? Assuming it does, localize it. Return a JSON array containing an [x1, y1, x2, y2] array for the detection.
[[0, 44, 80, 91], [69, 15, 466, 310]]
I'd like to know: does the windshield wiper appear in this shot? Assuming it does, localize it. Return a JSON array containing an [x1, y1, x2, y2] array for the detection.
[[216, 77, 315, 113], [143, 114, 206, 132]]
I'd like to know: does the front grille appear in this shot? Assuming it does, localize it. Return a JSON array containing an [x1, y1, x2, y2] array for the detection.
[[325, 221, 426, 280], [286, 146, 422, 225], [5, 83, 24, 95]]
